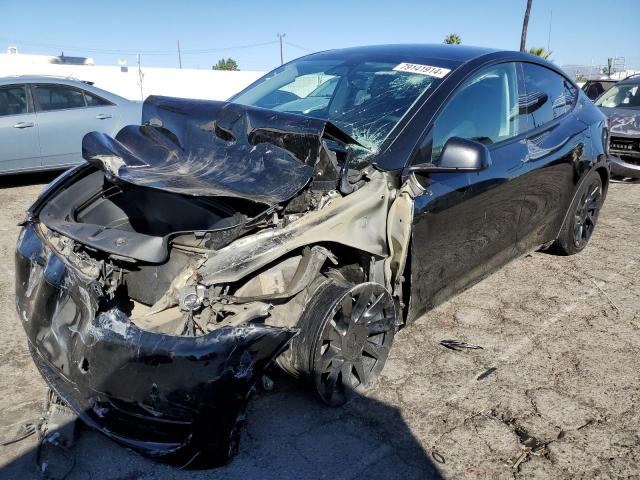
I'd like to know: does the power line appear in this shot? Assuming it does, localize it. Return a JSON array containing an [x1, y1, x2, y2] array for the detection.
[[0, 37, 278, 56], [181, 40, 278, 55], [285, 41, 313, 53]]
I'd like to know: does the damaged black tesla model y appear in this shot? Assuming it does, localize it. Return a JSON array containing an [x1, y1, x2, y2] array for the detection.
[[16, 45, 609, 467]]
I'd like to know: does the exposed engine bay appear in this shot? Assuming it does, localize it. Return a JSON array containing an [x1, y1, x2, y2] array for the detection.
[[34, 96, 420, 342], [35, 166, 408, 335], [16, 96, 421, 467]]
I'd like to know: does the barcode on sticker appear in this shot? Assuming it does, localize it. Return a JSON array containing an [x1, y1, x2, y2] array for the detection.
[[392, 63, 451, 78]]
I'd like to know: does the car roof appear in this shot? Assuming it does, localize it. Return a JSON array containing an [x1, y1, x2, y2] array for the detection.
[[619, 74, 640, 85], [298, 44, 561, 78], [1, 75, 93, 85], [0, 75, 128, 103], [307, 43, 501, 65]]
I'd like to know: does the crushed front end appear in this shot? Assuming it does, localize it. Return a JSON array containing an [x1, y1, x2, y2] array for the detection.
[[16, 220, 296, 467], [15, 97, 417, 467]]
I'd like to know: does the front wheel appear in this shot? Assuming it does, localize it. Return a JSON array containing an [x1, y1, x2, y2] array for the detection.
[[553, 171, 603, 255], [284, 279, 396, 406]]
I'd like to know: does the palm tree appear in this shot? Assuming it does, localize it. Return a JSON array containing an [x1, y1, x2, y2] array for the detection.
[[443, 33, 462, 45], [520, 0, 533, 51], [528, 47, 552, 60]]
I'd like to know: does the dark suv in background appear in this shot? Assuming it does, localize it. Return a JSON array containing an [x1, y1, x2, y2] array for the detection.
[[595, 74, 640, 178], [582, 79, 617, 101]]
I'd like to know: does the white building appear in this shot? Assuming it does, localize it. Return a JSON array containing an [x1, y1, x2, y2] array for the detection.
[[0, 46, 265, 101]]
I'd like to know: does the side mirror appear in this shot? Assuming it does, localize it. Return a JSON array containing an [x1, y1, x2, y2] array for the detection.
[[407, 137, 492, 174]]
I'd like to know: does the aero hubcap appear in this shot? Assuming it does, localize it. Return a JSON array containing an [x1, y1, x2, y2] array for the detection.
[[313, 283, 395, 406], [573, 180, 602, 248]]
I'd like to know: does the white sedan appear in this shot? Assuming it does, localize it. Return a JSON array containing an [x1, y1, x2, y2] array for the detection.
[[0, 76, 141, 174]]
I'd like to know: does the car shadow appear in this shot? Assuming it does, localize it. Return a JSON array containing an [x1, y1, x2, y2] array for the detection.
[[0, 368, 443, 480], [0, 170, 65, 189]]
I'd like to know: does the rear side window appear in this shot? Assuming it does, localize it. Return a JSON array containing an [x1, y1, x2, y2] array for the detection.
[[520, 64, 577, 131], [432, 62, 521, 159], [34, 85, 86, 111], [84, 90, 112, 106], [0, 85, 29, 116]]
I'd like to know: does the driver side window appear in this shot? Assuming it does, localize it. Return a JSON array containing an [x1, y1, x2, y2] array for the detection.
[[432, 63, 521, 161]]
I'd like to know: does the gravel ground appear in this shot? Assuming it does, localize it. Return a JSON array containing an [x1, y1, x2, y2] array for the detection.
[[0, 172, 638, 480]]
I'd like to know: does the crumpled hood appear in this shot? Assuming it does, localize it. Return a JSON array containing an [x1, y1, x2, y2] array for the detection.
[[599, 107, 640, 136], [82, 96, 358, 206]]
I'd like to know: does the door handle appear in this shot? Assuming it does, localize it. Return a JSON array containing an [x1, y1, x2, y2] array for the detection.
[[95, 114, 112, 120], [13, 122, 34, 129]]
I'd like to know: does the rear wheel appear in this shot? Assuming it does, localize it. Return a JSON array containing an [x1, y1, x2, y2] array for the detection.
[[553, 171, 603, 255], [285, 279, 396, 406]]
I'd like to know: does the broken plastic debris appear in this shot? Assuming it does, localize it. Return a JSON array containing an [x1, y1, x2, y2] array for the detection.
[[477, 367, 497, 380], [464, 467, 487, 474], [431, 449, 445, 464], [577, 419, 595, 430], [439, 339, 483, 351], [0, 421, 37, 446]]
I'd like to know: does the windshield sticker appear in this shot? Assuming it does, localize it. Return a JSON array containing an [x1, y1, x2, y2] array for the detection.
[[392, 63, 451, 78]]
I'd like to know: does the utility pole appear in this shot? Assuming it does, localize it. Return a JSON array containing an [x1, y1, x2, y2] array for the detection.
[[547, 9, 552, 52], [137, 54, 145, 101], [177, 40, 182, 69], [277, 33, 286, 65], [520, 0, 532, 52]]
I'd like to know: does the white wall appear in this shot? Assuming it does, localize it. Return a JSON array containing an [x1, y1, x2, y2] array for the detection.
[[0, 59, 265, 101]]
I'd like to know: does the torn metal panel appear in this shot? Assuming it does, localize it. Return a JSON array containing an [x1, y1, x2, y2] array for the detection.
[[229, 245, 337, 303], [198, 170, 393, 285], [82, 96, 360, 206], [384, 173, 424, 298], [141, 171, 393, 314], [16, 223, 296, 468]]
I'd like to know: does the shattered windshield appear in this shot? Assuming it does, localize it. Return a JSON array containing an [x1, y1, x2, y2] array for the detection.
[[231, 58, 442, 154], [595, 83, 640, 109]]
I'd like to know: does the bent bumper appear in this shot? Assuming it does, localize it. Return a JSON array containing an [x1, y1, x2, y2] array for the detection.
[[15, 223, 295, 468], [610, 155, 640, 179]]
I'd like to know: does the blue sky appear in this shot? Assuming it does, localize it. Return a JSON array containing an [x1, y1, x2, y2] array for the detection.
[[1, 0, 638, 71]]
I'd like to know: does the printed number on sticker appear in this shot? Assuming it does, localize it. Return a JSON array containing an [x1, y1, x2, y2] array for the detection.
[[392, 63, 451, 78]]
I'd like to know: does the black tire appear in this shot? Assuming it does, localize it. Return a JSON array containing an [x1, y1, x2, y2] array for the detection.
[[283, 278, 396, 406], [553, 170, 603, 255]]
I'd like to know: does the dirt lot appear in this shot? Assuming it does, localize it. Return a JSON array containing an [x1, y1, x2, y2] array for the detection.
[[0, 172, 638, 480]]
